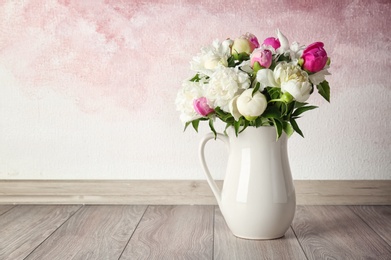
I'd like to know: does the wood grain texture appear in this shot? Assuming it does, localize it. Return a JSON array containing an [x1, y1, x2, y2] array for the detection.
[[292, 205, 391, 259], [1, 180, 390, 205], [0, 205, 81, 260], [1, 205, 390, 259], [120, 205, 214, 259], [25, 205, 147, 260], [214, 208, 306, 260], [0, 180, 218, 205], [350, 206, 391, 246], [0, 205, 14, 215], [295, 180, 391, 205]]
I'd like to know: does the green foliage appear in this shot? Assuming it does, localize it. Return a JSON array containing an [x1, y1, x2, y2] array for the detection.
[[229, 52, 250, 68], [184, 85, 320, 139], [252, 82, 261, 96], [317, 80, 330, 102], [191, 120, 200, 132], [290, 118, 304, 137], [227, 56, 236, 67], [208, 118, 217, 138], [292, 105, 318, 117], [189, 74, 201, 82]]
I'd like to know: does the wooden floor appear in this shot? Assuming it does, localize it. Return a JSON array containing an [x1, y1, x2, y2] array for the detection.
[[0, 205, 390, 259]]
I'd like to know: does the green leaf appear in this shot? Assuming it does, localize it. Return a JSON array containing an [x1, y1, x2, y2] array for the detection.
[[215, 107, 234, 122], [232, 52, 250, 62], [238, 52, 250, 61], [234, 119, 241, 137], [209, 118, 217, 138], [262, 106, 281, 119], [192, 120, 200, 132], [290, 118, 304, 138], [254, 117, 263, 127], [252, 82, 260, 97], [190, 74, 201, 82], [317, 80, 330, 102], [224, 122, 233, 135], [292, 105, 318, 117], [280, 102, 288, 116], [286, 101, 296, 117], [266, 87, 282, 100], [294, 101, 308, 109], [184, 121, 191, 132], [227, 56, 236, 67], [239, 119, 249, 133], [272, 118, 283, 140], [282, 121, 294, 137]]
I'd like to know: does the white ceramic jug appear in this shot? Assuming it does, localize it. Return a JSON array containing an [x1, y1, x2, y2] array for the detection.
[[199, 126, 296, 239]]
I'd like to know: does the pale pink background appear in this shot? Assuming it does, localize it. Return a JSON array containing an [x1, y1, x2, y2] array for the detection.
[[0, 0, 390, 179]]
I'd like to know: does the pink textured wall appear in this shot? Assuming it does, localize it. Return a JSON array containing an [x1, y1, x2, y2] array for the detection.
[[0, 0, 390, 179]]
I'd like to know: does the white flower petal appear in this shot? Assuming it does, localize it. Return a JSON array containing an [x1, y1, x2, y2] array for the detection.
[[237, 89, 267, 118], [309, 67, 331, 85], [175, 80, 204, 123], [190, 39, 232, 77], [276, 29, 289, 54], [256, 69, 278, 90], [205, 65, 250, 112], [281, 81, 312, 102], [229, 95, 242, 121]]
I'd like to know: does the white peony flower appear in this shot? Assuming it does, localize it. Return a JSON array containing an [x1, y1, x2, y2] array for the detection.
[[289, 41, 306, 64], [276, 62, 312, 102], [175, 79, 205, 123], [190, 39, 233, 77], [256, 69, 278, 90], [281, 80, 312, 102], [236, 89, 267, 121], [276, 30, 305, 65], [308, 65, 331, 85], [236, 60, 253, 74], [205, 65, 251, 112], [256, 62, 312, 102]]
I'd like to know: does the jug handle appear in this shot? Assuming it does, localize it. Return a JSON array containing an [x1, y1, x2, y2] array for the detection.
[[199, 132, 229, 206]]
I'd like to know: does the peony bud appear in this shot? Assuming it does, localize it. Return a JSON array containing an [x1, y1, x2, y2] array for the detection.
[[232, 33, 259, 59], [237, 89, 267, 121], [193, 97, 214, 116], [301, 42, 328, 73], [263, 37, 281, 50], [245, 32, 260, 50], [250, 49, 273, 68], [232, 38, 251, 59]]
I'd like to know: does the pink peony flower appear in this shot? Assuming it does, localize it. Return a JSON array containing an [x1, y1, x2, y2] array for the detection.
[[302, 42, 328, 73], [263, 37, 281, 50], [250, 49, 273, 68], [193, 97, 214, 116]]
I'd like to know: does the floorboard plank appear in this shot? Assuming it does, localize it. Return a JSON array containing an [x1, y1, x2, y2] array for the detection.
[[292, 206, 391, 259], [214, 208, 307, 260], [0, 205, 15, 215], [120, 205, 214, 259], [350, 206, 391, 246], [0, 205, 81, 260], [25, 205, 147, 260]]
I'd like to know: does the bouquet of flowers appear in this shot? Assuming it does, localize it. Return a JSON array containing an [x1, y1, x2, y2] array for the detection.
[[175, 30, 331, 138]]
